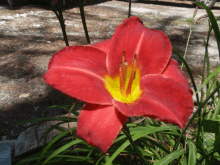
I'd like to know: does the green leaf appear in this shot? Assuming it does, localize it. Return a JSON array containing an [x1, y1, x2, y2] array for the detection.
[[105, 126, 179, 165], [196, 66, 220, 93], [37, 128, 76, 164], [188, 140, 197, 165], [164, 134, 175, 149], [154, 149, 184, 165], [42, 139, 83, 165], [140, 137, 170, 155], [147, 144, 162, 159], [180, 156, 188, 165], [129, 125, 179, 134], [213, 97, 220, 119], [172, 48, 199, 104]]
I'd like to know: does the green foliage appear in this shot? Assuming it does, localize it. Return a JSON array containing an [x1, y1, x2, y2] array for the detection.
[[188, 140, 197, 165]]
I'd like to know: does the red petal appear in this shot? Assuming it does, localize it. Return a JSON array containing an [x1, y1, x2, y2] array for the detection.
[[90, 39, 112, 54], [43, 46, 112, 104], [48, 46, 107, 76], [162, 59, 192, 94], [113, 75, 193, 128], [76, 103, 128, 153], [107, 17, 171, 76]]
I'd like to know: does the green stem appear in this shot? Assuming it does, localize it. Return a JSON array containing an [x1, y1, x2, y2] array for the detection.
[[123, 124, 149, 165], [78, 0, 90, 44], [51, 1, 69, 46], [128, 0, 131, 18]]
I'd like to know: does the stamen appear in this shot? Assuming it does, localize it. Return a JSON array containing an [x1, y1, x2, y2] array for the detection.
[[126, 54, 137, 95], [120, 51, 127, 94]]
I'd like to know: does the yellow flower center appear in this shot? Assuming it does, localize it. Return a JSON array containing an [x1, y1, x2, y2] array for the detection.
[[104, 52, 142, 103]]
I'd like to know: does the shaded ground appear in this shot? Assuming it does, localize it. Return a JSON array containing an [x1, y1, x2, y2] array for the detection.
[[0, 0, 220, 140]]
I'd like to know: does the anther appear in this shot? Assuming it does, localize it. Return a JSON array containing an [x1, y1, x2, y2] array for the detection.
[[133, 54, 137, 65], [126, 54, 137, 96]]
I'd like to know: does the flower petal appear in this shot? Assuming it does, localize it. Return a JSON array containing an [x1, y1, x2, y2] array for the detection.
[[76, 103, 128, 153], [90, 39, 112, 54], [48, 46, 107, 76], [107, 17, 171, 76], [43, 46, 112, 104], [162, 59, 192, 93], [113, 75, 193, 128]]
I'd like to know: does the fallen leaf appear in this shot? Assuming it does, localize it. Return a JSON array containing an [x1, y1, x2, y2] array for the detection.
[[19, 93, 30, 98]]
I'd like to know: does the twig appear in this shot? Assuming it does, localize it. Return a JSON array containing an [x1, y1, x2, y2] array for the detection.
[[68, 103, 76, 140], [180, 6, 198, 70]]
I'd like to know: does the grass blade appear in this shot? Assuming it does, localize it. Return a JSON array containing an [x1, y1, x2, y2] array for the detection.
[[188, 140, 197, 165], [37, 128, 75, 164], [154, 149, 184, 165], [105, 126, 179, 165], [42, 139, 83, 165], [196, 66, 220, 93]]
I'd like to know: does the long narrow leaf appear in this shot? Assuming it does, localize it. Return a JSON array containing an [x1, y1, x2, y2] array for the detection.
[[141, 137, 171, 154], [173, 48, 199, 104], [37, 128, 75, 164], [212, 94, 220, 119], [196, 66, 220, 93], [154, 149, 184, 165], [105, 126, 179, 165], [42, 139, 83, 165], [188, 140, 197, 165]]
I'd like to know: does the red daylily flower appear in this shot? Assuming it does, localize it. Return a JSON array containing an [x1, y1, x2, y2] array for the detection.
[[43, 17, 193, 153]]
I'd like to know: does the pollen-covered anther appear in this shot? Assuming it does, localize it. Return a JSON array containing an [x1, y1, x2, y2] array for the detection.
[[125, 54, 137, 96]]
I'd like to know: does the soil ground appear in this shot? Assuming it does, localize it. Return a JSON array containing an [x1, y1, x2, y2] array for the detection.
[[0, 0, 220, 140]]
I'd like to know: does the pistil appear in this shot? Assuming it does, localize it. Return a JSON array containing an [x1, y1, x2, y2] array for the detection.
[[119, 51, 127, 94]]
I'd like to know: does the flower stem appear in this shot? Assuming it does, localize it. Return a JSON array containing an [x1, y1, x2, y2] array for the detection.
[[78, 0, 90, 44], [128, 0, 131, 18], [51, 0, 69, 46], [123, 124, 149, 165]]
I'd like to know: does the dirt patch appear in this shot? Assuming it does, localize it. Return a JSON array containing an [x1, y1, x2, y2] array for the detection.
[[0, 0, 219, 139]]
